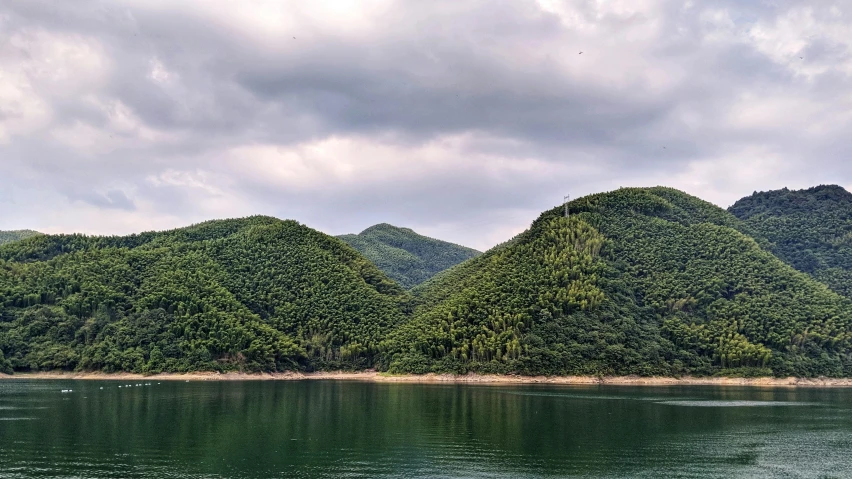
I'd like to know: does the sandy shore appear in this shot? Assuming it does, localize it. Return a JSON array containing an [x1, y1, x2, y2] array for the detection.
[[3, 370, 852, 387]]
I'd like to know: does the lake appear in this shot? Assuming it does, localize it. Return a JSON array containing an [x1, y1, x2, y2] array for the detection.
[[1, 380, 851, 478]]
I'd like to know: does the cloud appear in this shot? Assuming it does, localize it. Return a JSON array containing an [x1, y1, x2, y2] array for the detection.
[[75, 189, 136, 211], [1, 0, 851, 250]]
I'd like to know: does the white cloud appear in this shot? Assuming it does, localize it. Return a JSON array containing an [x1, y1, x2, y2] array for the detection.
[[747, 5, 852, 79], [148, 57, 174, 84], [2, 0, 852, 251], [146, 169, 224, 195], [224, 133, 604, 202]]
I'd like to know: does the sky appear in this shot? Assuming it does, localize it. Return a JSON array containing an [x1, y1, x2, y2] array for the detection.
[[1, 0, 851, 251]]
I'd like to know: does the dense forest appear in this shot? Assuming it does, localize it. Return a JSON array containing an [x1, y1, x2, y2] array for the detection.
[[729, 185, 852, 298], [381, 187, 852, 378], [3, 187, 852, 378], [338, 224, 480, 288], [0, 230, 40, 246], [0, 217, 406, 373]]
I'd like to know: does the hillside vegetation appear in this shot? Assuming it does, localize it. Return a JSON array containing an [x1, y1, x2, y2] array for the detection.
[[382, 187, 852, 378], [729, 185, 852, 298], [4, 187, 852, 378], [339, 224, 480, 288], [0, 230, 40, 246], [0, 217, 406, 374]]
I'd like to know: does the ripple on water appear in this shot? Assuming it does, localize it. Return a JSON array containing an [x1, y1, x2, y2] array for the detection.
[[655, 400, 820, 407], [499, 391, 628, 401]]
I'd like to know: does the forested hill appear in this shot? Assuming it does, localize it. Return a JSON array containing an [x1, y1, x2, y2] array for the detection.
[[0, 230, 40, 246], [4, 187, 852, 378], [0, 216, 407, 374], [382, 187, 852, 378], [729, 185, 852, 298], [338, 224, 481, 288]]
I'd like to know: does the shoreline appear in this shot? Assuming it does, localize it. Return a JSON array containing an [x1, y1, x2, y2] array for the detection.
[[3, 371, 852, 387]]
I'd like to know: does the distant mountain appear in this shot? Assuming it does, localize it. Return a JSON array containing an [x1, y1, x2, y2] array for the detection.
[[338, 224, 481, 289], [382, 187, 852, 378], [0, 230, 40, 246], [0, 217, 406, 373], [729, 185, 852, 297]]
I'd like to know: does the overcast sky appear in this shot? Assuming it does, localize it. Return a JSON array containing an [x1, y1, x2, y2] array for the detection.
[[2, 1, 851, 250]]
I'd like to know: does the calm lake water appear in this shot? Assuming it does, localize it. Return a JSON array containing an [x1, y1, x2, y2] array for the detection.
[[1, 380, 851, 478]]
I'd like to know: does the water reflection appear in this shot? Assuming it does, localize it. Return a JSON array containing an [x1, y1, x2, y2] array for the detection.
[[0, 380, 851, 478]]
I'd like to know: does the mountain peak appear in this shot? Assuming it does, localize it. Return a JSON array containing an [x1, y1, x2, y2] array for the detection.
[[339, 224, 480, 288], [0, 230, 41, 246], [360, 223, 417, 236], [729, 185, 852, 296], [383, 186, 852, 377]]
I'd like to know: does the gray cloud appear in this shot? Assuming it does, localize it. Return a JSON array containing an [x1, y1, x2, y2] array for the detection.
[[75, 190, 136, 211], [1, 0, 851, 249]]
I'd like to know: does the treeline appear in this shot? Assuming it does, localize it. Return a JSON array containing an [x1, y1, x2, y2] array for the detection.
[[4, 188, 852, 378]]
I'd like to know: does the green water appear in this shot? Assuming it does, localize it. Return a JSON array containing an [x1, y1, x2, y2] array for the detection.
[[1, 380, 851, 478]]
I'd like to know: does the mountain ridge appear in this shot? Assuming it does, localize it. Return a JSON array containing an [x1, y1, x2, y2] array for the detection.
[[729, 184, 852, 297], [0, 216, 406, 374], [0, 230, 40, 246], [338, 223, 481, 289], [4, 187, 852, 378], [381, 186, 852, 377]]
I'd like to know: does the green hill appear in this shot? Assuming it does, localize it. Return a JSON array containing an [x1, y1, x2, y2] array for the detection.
[[729, 185, 852, 298], [0, 216, 406, 374], [5, 187, 852, 379], [381, 187, 852, 378], [338, 224, 481, 289], [0, 230, 40, 246]]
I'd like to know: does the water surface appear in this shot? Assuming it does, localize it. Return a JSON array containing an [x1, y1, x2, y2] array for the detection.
[[1, 380, 850, 478]]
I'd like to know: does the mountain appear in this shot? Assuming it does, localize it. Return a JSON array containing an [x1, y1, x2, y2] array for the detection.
[[4, 187, 852, 379], [338, 224, 481, 289], [0, 216, 406, 374], [381, 187, 852, 378], [729, 185, 852, 298], [0, 230, 40, 246]]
